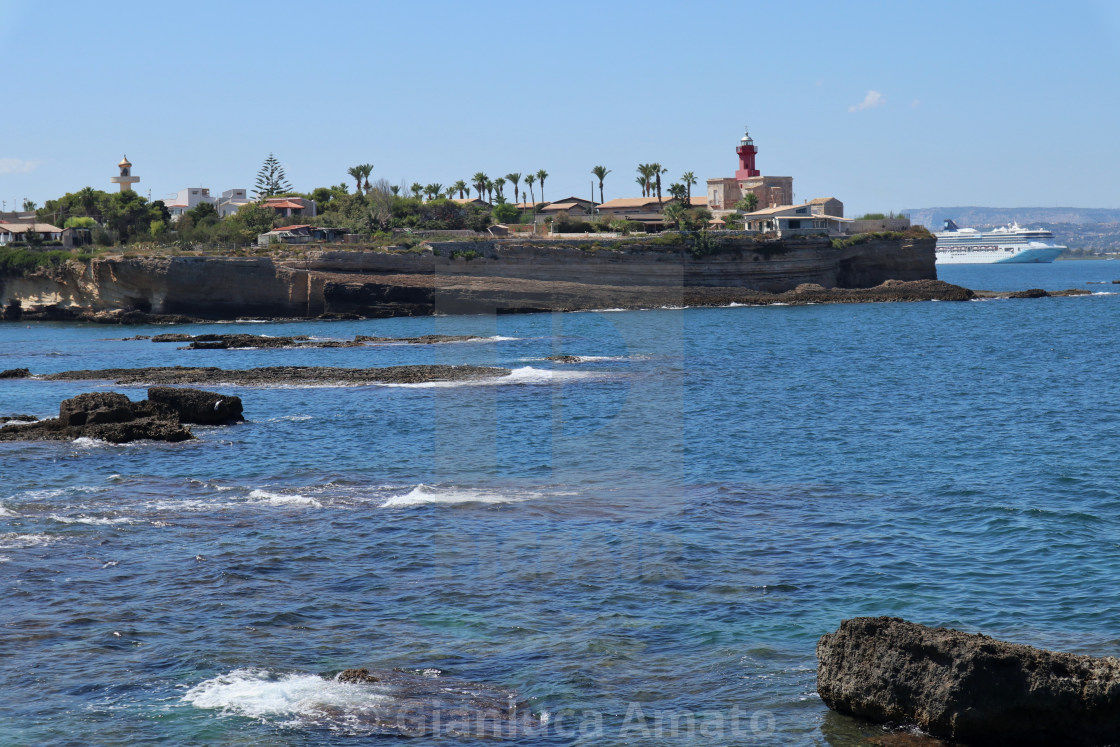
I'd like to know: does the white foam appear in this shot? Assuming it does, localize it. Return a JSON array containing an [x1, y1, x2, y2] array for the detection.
[[382, 366, 595, 389], [72, 436, 113, 448], [48, 514, 137, 526], [269, 414, 313, 422], [0, 532, 58, 550], [0, 503, 19, 518], [183, 668, 388, 720], [247, 489, 323, 508], [381, 484, 526, 508]]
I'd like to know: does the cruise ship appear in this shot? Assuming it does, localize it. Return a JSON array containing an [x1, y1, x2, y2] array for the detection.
[[934, 219, 1065, 264]]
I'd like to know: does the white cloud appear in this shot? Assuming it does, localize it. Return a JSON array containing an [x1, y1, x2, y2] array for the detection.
[[848, 90, 885, 112], [0, 158, 39, 174]]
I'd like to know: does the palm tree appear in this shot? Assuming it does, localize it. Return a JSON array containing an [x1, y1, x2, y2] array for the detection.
[[472, 172, 488, 200], [663, 201, 686, 230], [681, 171, 697, 201], [485, 178, 494, 203], [505, 173, 521, 205], [410, 182, 423, 199], [390, 185, 400, 196], [359, 164, 374, 194], [426, 183, 444, 201], [524, 174, 536, 204], [452, 180, 468, 199], [444, 188, 456, 199], [347, 165, 364, 194], [650, 163, 667, 205], [494, 177, 506, 203], [636, 164, 648, 197], [536, 169, 548, 203], [591, 165, 611, 205], [668, 183, 687, 202]]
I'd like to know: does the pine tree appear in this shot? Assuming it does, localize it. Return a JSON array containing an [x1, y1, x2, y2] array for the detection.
[[254, 153, 292, 199]]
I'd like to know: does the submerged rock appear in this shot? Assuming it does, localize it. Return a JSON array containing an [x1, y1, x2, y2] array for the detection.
[[323, 667, 538, 738], [0, 368, 30, 379], [817, 616, 1120, 746], [546, 355, 582, 364]]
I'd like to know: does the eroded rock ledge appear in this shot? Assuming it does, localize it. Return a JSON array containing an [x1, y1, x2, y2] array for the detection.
[[817, 616, 1120, 746], [141, 333, 486, 349], [0, 388, 243, 443], [36, 364, 510, 386]]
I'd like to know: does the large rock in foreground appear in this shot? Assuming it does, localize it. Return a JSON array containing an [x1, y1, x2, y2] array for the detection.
[[0, 388, 244, 443], [147, 386, 243, 424], [817, 617, 1120, 746]]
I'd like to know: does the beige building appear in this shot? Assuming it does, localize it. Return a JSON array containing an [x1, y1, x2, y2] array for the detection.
[[596, 196, 708, 225], [707, 174, 793, 211], [741, 201, 849, 236], [538, 196, 595, 218], [706, 128, 793, 210]]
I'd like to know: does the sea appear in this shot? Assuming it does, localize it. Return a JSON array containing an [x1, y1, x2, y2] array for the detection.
[[2, 259, 1119, 746]]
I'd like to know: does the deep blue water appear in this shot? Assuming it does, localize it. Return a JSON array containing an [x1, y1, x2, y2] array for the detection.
[[2, 260, 1120, 745]]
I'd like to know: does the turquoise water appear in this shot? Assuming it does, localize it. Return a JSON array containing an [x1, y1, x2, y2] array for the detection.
[[2, 260, 1119, 745]]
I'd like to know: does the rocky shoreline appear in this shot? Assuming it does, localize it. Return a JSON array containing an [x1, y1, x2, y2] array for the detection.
[[1, 279, 1093, 324], [6, 364, 511, 386]]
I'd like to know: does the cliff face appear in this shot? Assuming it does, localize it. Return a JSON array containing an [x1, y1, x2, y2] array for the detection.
[[1, 236, 935, 320]]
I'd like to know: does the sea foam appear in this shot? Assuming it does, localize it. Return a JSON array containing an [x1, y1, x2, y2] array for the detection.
[[182, 668, 387, 720], [247, 489, 323, 508], [381, 484, 526, 508]]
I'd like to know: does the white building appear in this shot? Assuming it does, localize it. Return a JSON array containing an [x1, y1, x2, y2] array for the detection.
[[166, 187, 218, 221], [166, 187, 251, 220]]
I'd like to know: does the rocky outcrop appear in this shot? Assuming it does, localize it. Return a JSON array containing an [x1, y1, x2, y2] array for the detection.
[[0, 388, 246, 443], [0, 391, 193, 443], [1, 367, 30, 378], [140, 333, 485, 349], [817, 616, 1120, 746], [146, 386, 243, 424], [36, 364, 510, 386]]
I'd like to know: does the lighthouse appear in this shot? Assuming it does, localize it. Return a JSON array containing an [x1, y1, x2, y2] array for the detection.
[[111, 155, 140, 192], [735, 127, 760, 180]]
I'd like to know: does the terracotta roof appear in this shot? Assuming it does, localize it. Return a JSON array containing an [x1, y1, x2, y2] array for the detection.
[[809, 197, 840, 204], [540, 202, 579, 211], [597, 196, 709, 210], [265, 200, 306, 209], [515, 201, 545, 209], [0, 221, 63, 233], [275, 224, 312, 231]]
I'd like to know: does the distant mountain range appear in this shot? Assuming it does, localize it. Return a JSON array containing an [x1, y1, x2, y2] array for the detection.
[[903, 207, 1120, 252]]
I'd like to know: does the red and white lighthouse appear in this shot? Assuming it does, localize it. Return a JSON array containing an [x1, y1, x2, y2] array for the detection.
[[735, 127, 760, 180]]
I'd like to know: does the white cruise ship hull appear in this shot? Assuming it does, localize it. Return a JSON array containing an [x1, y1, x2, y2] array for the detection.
[[935, 245, 1064, 264]]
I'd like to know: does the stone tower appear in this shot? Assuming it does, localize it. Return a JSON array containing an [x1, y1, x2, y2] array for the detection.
[[111, 155, 140, 192]]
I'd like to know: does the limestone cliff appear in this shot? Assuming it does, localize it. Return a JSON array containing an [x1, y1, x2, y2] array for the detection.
[[1, 235, 936, 321]]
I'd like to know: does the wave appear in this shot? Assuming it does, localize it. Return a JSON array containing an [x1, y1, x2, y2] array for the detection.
[[382, 366, 598, 389], [182, 668, 388, 721], [0, 503, 17, 517], [48, 514, 137, 526], [0, 532, 58, 550], [381, 484, 528, 508], [247, 489, 323, 508]]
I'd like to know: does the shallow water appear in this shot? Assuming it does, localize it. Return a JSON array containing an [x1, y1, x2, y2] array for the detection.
[[2, 260, 1119, 745]]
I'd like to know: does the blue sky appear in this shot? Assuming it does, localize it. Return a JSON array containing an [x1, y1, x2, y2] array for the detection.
[[2, 0, 1117, 216]]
